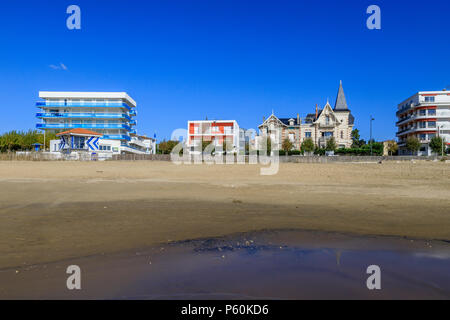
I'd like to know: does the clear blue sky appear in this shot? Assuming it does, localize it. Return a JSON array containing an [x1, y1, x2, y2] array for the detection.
[[0, 0, 449, 141]]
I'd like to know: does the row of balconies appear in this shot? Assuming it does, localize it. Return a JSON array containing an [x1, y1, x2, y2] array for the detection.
[[36, 112, 134, 122], [396, 113, 437, 126], [36, 101, 135, 111], [396, 101, 450, 117], [396, 126, 437, 136], [191, 130, 234, 135], [103, 134, 131, 141], [36, 123, 134, 132]]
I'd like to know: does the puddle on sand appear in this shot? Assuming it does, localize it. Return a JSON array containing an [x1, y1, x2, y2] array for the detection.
[[1, 230, 450, 299]]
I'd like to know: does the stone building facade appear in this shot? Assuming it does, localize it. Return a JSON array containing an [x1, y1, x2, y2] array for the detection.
[[257, 81, 355, 150]]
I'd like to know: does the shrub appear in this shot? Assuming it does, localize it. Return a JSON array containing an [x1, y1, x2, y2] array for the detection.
[[300, 138, 315, 153]]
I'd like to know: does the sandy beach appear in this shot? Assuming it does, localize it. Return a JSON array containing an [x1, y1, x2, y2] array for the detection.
[[0, 160, 449, 270]]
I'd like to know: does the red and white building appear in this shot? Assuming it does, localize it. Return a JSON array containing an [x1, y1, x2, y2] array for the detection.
[[187, 120, 243, 154], [396, 90, 450, 155]]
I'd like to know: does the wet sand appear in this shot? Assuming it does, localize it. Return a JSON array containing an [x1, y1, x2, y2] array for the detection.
[[0, 160, 449, 273], [1, 230, 449, 299]]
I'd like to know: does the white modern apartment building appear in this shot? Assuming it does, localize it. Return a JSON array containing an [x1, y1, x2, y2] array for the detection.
[[37, 92, 156, 156], [187, 120, 245, 154], [396, 90, 450, 155]]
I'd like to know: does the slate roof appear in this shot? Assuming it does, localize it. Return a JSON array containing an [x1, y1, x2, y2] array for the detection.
[[278, 118, 301, 126], [334, 80, 348, 110]]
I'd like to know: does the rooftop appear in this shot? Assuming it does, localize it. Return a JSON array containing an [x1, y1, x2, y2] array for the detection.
[[39, 91, 137, 107]]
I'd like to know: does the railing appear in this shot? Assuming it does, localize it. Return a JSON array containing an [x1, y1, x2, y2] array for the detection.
[[103, 135, 131, 141], [36, 123, 132, 130], [36, 112, 131, 121], [129, 138, 147, 148], [319, 123, 335, 128], [36, 101, 133, 111], [121, 142, 148, 153], [318, 136, 333, 143]]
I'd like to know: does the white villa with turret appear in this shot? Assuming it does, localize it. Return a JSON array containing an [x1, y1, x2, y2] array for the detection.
[[257, 81, 355, 150]]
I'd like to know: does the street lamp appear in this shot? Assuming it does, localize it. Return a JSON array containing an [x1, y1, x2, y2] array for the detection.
[[370, 116, 375, 156], [438, 125, 444, 156]]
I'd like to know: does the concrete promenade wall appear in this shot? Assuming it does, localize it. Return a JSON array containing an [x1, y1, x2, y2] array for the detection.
[[111, 154, 447, 163], [0, 152, 447, 163]]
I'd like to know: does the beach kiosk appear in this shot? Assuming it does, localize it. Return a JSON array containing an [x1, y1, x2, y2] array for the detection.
[[32, 143, 43, 152], [56, 129, 103, 156]]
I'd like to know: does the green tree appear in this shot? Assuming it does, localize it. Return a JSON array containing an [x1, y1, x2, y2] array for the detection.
[[281, 138, 293, 153], [0, 130, 62, 152], [429, 136, 444, 156], [259, 136, 271, 155], [406, 136, 421, 154], [351, 129, 365, 148], [244, 142, 250, 155], [300, 138, 315, 153], [157, 140, 179, 154], [325, 137, 337, 151]]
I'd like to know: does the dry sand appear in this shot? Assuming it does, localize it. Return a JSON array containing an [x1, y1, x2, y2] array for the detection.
[[0, 160, 449, 269]]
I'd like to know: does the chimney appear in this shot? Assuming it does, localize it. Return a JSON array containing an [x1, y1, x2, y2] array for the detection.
[[315, 104, 318, 120], [297, 113, 300, 125]]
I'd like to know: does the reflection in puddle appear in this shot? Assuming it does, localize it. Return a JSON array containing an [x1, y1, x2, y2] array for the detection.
[[119, 231, 450, 300], [2, 230, 450, 299]]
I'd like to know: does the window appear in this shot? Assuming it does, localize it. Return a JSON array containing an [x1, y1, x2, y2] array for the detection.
[[289, 133, 295, 142], [428, 121, 436, 128], [428, 109, 436, 115], [323, 132, 333, 137], [424, 96, 435, 102], [72, 136, 85, 149], [340, 131, 344, 139], [305, 132, 311, 138], [419, 109, 426, 116], [428, 134, 436, 139], [325, 116, 330, 125], [419, 122, 426, 128], [420, 134, 426, 140]]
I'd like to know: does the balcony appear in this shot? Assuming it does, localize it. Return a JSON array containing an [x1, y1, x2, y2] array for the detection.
[[36, 101, 133, 111], [396, 105, 413, 117], [319, 123, 335, 129], [36, 123, 132, 131], [103, 135, 131, 141], [36, 112, 131, 121], [129, 138, 147, 148], [129, 110, 137, 116], [396, 114, 437, 126], [129, 120, 137, 125], [396, 126, 437, 137]]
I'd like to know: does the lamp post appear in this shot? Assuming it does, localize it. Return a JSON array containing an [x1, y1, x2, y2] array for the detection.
[[438, 125, 444, 156], [370, 116, 375, 156]]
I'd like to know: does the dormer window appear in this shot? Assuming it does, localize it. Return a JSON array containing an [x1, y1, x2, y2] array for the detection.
[[289, 119, 295, 126]]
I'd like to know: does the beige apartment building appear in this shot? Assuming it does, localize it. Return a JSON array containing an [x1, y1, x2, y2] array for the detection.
[[257, 81, 355, 150]]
